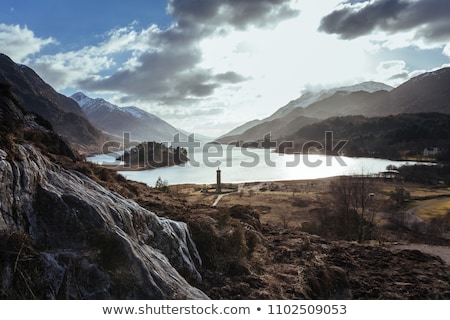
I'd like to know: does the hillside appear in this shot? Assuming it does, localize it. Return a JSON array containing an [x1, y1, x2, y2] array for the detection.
[[222, 68, 450, 144], [0, 54, 104, 153], [266, 81, 393, 122], [389, 68, 450, 114], [221, 115, 320, 144], [298, 68, 450, 119], [219, 81, 393, 142], [282, 113, 450, 159]]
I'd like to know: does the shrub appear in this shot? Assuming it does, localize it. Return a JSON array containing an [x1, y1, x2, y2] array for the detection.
[[155, 176, 170, 193], [0, 232, 48, 299]]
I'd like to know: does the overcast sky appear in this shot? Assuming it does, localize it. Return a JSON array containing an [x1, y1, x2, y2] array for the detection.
[[1, 0, 450, 137]]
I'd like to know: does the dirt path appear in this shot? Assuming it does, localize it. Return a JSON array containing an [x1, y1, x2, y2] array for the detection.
[[406, 197, 450, 215], [212, 194, 224, 207], [211, 183, 244, 207]]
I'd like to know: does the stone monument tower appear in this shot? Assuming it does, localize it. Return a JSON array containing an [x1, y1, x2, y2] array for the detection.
[[216, 167, 222, 193]]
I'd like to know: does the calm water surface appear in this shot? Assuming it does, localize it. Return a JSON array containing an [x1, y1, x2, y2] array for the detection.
[[87, 146, 423, 186]]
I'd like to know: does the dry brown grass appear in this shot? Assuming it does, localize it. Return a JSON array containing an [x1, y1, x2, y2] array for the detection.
[[412, 198, 450, 220], [169, 178, 450, 232], [382, 185, 450, 199], [172, 179, 333, 228]]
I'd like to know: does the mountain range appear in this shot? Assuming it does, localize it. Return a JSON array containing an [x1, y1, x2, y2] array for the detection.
[[0, 53, 210, 155], [2, 50, 450, 155], [71, 92, 184, 143], [219, 69, 450, 144], [219, 81, 393, 141], [282, 113, 450, 159]]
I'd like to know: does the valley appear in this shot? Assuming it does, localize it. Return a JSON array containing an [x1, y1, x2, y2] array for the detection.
[[1, 52, 450, 300]]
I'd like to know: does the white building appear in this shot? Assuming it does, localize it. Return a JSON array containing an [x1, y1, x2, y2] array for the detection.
[[423, 147, 440, 157]]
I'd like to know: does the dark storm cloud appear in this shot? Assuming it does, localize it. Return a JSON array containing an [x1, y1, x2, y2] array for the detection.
[[214, 71, 250, 83], [167, 0, 300, 30], [388, 71, 409, 81], [78, 50, 246, 104], [78, 49, 215, 102], [77, 0, 298, 108], [319, 0, 450, 42]]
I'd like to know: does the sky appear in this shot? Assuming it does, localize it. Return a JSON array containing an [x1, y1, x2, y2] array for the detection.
[[1, 0, 450, 137]]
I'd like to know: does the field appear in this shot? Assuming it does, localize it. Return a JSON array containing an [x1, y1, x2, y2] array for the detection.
[[165, 177, 450, 270], [170, 178, 450, 228], [170, 179, 332, 227]]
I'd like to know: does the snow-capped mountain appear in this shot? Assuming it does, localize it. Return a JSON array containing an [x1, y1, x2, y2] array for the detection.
[[71, 92, 158, 120], [122, 106, 157, 120], [219, 81, 392, 140], [265, 81, 393, 122], [219, 69, 450, 144], [71, 92, 183, 143]]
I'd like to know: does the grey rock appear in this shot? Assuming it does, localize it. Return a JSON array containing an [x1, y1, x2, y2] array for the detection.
[[0, 143, 208, 299]]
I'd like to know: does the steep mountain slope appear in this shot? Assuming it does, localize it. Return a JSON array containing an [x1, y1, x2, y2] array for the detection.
[[218, 119, 263, 139], [221, 68, 450, 144], [299, 90, 391, 119], [221, 116, 320, 144], [219, 82, 392, 143], [296, 68, 450, 119], [266, 81, 393, 122], [71, 92, 183, 143], [283, 113, 450, 159], [389, 68, 450, 114], [219, 81, 393, 141], [0, 84, 207, 299], [0, 54, 104, 153]]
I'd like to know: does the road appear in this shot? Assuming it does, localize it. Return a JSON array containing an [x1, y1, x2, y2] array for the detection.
[[405, 197, 450, 216]]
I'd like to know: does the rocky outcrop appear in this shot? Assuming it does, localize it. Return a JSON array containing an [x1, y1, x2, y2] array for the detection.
[[0, 90, 207, 299]]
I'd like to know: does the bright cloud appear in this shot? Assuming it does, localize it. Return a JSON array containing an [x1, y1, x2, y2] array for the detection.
[[29, 24, 157, 90], [0, 24, 55, 62], [444, 44, 450, 58]]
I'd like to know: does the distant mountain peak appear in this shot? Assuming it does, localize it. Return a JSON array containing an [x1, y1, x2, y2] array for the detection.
[[70, 92, 188, 142], [335, 81, 393, 93], [71, 91, 92, 106], [259, 80, 393, 125], [71, 92, 162, 121], [219, 80, 393, 139], [71, 92, 119, 114]]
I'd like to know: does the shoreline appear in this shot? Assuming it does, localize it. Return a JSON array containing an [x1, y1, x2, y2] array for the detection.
[[167, 176, 341, 188], [98, 163, 182, 172], [89, 152, 439, 186]]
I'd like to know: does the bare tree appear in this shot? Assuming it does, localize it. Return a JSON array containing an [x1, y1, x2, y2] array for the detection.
[[329, 173, 378, 241]]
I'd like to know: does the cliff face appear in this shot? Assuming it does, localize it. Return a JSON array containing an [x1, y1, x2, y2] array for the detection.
[[0, 91, 207, 299]]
